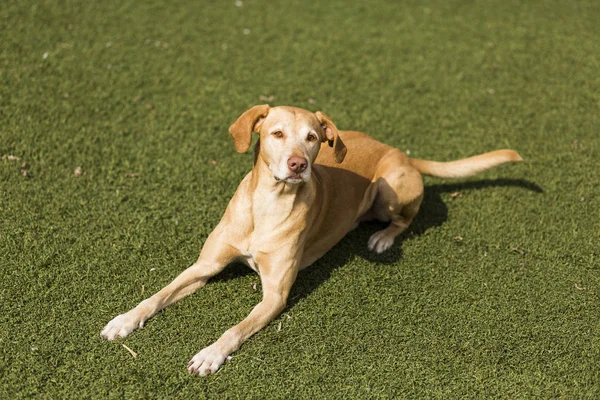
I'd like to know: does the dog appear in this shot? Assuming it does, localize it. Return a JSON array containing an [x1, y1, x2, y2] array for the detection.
[[101, 105, 522, 375]]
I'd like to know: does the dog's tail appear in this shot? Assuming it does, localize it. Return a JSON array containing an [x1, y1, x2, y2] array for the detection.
[[408, 149, 522, 179]]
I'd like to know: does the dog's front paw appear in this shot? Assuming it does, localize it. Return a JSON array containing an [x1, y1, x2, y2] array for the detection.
[[101, 312, 144, 340], [187, 343, 229, 376], [368, 230, 395, 253]]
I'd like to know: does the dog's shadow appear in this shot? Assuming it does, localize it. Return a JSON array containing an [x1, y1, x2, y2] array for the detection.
[[214, 178, 543, 310]]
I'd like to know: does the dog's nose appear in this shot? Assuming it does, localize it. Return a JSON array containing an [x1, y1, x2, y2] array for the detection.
[[287, 156, 308, 173]]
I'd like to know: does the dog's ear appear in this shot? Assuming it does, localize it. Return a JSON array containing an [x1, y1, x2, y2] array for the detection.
[[228, 104, 270, 153], [315, 111, 347, 163]]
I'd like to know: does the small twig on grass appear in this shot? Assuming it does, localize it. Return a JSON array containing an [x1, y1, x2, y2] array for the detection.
[[511, 247, 526, 256], [122, 344, 137, 358]]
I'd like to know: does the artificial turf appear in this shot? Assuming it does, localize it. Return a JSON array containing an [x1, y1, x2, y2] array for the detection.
[[1, 0, 599, 398]]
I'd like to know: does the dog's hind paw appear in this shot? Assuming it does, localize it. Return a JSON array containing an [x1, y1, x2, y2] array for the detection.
[[101, 312, 144, 340], [187, 343, 229, 376], [368, 230, 395, 253]]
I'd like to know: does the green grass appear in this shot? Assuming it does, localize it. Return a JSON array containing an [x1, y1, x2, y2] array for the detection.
[[2, 0, 599, 398]]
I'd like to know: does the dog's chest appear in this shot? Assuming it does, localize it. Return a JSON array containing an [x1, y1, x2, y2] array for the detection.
[[236, 188, 307, 271]]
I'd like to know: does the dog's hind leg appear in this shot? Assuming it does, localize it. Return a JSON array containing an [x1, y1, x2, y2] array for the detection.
[[367, 162, 424, 253], [101, 228, 240, 340]]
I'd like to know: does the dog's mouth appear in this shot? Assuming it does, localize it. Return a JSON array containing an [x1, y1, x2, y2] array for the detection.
[[274, 173, 307, 184]]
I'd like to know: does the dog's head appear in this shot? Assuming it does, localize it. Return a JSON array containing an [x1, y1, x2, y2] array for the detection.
[[229, 105, 346, 184]]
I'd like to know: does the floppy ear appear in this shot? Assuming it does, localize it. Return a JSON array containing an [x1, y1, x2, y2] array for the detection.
[[315, 111, 347, 163], [228, 104, 270, 153]]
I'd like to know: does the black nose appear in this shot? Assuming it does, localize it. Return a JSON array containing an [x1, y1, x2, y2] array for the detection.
[[287, 156, 308, 173]]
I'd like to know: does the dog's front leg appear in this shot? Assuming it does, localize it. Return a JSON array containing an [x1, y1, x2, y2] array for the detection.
[[187, 256, 298, 376], [101, 229, 239, 340]]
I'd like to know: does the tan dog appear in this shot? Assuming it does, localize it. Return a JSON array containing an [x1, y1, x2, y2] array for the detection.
[[101, 105, 522, 375]]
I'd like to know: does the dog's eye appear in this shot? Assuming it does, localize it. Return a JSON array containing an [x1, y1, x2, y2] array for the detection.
[[306, 133, 317, 142], [272, 131, 283, 138]]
